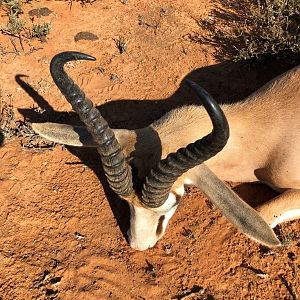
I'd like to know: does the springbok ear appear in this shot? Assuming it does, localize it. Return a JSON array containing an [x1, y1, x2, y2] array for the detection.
[[32, 123, 136, 154], [32, 123, 97, 147], [186, 164, 281, 248]]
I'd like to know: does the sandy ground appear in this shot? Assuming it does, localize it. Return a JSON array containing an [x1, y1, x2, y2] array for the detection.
[[0, 0, 299, 299]]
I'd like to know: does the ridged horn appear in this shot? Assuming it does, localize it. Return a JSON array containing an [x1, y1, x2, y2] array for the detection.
[[141, 79, 229, 207], [50, 51, 133, 197]]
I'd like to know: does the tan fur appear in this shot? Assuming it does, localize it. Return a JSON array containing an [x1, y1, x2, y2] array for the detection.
[[153, 66, 300, 184], [118, 65, 300, 225]]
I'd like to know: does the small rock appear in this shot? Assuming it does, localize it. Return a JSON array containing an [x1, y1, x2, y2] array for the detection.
[[74, 31, 99, 42], [163, 244, 172, 254], [110, 74, 119, 81], [75, 232, 85, 240], [50, 276, 62, 286], [29, 7, 53, 17]]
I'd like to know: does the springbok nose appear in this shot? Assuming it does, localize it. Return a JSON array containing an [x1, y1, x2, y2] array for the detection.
[[129, 240, 156, 251], [127, 229, 157, 251]]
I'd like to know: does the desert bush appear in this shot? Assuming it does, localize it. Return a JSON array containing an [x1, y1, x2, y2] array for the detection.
[[200, 0, 300, 63], [5, 12, 25, 35], [1, 0, 23, 15], [114, 36, 128, 54], [0, 0, 25, 36], [30, 22, 51, 41], [0, 0, 51, 40]]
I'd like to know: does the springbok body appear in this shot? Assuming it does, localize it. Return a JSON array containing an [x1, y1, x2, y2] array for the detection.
[[33, 52, 300, 251]]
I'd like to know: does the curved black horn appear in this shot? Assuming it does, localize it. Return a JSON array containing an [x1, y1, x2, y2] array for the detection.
[[141, 79, 229, 207], [50, 51, 133, 196]]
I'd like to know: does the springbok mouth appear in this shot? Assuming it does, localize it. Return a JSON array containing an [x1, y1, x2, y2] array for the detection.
[[127, 230, 158, 251], [129, 242, 156, 251]]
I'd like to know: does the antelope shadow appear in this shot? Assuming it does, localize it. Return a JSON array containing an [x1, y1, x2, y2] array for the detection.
[[16, 59, 288, 240]]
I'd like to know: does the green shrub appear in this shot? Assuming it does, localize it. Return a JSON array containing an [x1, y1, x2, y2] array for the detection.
[[1, 0, 23, 15], [0, 1, 51, 40], [200, 0, 300, 63], [5, 13, 25, 35], [0, 0, 25, 36], [31, 22, 51, 41]]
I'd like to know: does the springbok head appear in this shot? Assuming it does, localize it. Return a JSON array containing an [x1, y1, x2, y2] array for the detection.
[[32, 51, 280, 251]]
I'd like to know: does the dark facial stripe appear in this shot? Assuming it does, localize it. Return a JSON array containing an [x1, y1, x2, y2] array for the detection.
[[174, 193, 182, 205], [156, 215, 165, 236]]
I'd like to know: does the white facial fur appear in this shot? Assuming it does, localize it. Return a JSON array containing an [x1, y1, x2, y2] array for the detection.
[[127, 192, 179, 251]]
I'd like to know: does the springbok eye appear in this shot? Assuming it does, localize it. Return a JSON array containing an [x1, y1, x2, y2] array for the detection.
[[156, 215, 165, 236]]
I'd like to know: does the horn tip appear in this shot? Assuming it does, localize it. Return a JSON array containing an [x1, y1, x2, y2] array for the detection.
[[52, 51, 96, 64], [184, 78, 195, 87]]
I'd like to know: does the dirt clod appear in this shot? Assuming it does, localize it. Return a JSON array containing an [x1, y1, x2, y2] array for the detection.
[[28, 7, 53, 17], [74, 31, 99, 42]]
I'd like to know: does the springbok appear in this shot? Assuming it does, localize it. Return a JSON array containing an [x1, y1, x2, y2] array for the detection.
[[32, 51, 300, 251]]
